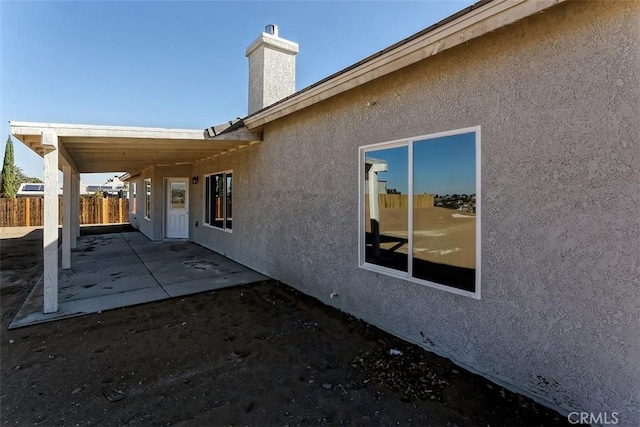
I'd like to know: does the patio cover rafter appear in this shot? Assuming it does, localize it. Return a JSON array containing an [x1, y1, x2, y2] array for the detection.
[[9, 121, 261, 174]]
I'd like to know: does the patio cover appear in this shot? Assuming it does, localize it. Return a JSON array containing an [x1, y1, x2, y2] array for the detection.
[[9, 120, 262, 314]]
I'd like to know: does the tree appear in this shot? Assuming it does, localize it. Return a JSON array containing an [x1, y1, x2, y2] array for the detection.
[[15, 167, 42, 184], [1, 136, 17, 198]]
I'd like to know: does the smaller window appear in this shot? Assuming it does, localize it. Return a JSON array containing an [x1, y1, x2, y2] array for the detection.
[[144, 179, 151, 220], [130, 183, 137, 214], [204, 171, 232, 231]]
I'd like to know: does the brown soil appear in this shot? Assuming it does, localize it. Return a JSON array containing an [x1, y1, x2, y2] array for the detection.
[[1, 228, 569, 426]]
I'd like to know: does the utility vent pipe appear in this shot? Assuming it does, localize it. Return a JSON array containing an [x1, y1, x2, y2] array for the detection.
[[265, 24, 278, 37]]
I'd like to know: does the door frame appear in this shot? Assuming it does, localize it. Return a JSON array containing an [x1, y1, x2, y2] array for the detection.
[[164, 177, 189, 240]]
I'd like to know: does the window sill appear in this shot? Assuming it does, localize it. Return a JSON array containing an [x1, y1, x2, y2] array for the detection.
[[203, 223, 233, 234], [359, 262, 480, 299]]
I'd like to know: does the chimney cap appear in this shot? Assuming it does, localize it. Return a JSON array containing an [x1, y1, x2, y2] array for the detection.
[[245, 25, 299, 57], [265, 24, 278, 37]]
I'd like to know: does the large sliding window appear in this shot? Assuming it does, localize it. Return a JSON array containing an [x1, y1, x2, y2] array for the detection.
[[204, 171, 232, 231], [359, 127, 480, 298], [144, 179, 151, 220]]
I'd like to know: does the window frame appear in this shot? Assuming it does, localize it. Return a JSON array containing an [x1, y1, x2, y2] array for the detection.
[[202, 170, 233, 233], [144, 178, 152, 221], [358, 126, 481, 299]]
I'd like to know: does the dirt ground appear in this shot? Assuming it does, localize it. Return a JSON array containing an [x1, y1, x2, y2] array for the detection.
[[1, 228, 569, 426], [366, 206, 475, 269]]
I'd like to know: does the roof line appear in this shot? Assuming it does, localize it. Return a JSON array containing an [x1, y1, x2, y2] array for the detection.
[[8, 121, 204, 134], [245, 0, 493, 120], [243, 0, 566, 129]]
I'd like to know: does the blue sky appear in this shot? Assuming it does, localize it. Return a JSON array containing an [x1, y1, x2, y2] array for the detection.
[[1, 0, 475, 184], [368, 132, 476, 195], [413, 132, 476, 195]]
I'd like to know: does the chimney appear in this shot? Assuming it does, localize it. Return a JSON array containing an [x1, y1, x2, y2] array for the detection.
[[245, 24, 299, 115]]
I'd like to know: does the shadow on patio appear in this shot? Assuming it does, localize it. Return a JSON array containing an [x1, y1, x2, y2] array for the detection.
[[8, 225, 267, 329]]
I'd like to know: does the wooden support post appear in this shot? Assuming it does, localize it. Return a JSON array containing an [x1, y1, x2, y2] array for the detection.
[[62, 165, 72, 270], [42, 131, 59, 314], [118, 199, 123, 223]]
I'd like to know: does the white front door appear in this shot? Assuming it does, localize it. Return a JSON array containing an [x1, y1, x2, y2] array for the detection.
[[166, 178, 189, 239]]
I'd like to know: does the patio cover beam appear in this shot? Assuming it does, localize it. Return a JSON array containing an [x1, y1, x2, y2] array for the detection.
[[9, 121, 233, 174]]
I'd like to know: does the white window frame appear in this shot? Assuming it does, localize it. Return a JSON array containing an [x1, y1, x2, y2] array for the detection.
[[144, 178, 151, 221], [358, 126, 481, 299], [130, 182, 137, 214], [202, 170, 233, 233]]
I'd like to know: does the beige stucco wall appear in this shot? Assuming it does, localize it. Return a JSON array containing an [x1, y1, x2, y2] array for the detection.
[[189, 1, 639, 422]]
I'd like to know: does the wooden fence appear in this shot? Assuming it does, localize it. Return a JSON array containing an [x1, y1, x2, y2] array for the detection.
[[0, 197, 129, 227], [365, 194, 435, 209]]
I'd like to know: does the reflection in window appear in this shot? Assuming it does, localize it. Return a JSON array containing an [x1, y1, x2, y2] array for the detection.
[[144, 179, 151, 220], [170, 182, 186, 209], [364, 147, 408, 272], [360, 128, 479, 296], [412, 133, 476, 292], [204, 171, 232, 231]]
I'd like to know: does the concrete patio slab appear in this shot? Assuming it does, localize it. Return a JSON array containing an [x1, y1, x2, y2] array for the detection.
[[163, 270, 269, 297], [145, 255, 246, 286], [58, 264, 156, 301], [135, 247, 197, 264], [9, 230, 268, 329]]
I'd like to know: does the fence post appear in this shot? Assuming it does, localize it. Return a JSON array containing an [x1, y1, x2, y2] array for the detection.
[[102, 197, 109, 224], [25, 199, 30, 227], [12, 198, 17, 227], [118, 199, 123, 223]]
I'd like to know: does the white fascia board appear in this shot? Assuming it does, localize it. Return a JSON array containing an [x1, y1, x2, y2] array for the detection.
[[9, 121, 205, 140], [244, 0, 567, 130]]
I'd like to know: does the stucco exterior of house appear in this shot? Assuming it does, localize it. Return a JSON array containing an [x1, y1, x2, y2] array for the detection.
[[10, 0, 639, 423]]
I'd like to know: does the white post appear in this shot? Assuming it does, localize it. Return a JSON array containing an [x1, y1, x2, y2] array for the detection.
[[76, 174, 81, 239], [367, 161, 387, 260], [62, 165, 72, 269], [71, 171, 79, 249], [42, 131, 59, 314], [367, 162, 387, 223]]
